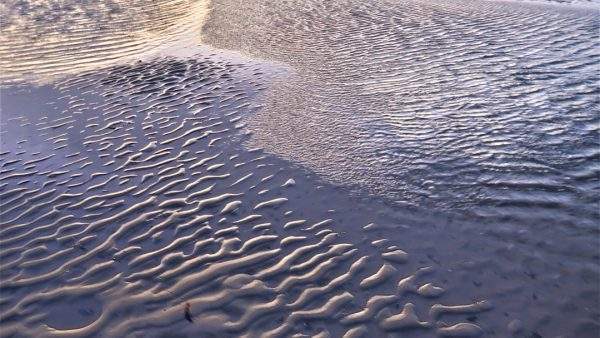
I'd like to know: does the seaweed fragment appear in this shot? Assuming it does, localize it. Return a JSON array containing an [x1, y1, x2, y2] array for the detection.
[[184, 302, 193, 323]]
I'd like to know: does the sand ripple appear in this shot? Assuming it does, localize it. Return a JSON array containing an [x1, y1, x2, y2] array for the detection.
[[0, 57, 489, 337], [2, 0, 598, 337]]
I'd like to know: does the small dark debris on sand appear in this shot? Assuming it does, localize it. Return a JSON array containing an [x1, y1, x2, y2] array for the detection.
[[184, 302, 193, 323]]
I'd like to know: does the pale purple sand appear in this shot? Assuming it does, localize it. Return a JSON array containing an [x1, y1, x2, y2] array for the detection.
[[0, 0, 598, 337]]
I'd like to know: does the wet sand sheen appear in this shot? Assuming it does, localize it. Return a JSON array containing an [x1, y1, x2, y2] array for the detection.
[[1, 0, 599, 337]]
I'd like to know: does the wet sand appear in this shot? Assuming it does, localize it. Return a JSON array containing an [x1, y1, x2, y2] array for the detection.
[[1, 0, 599, 337], [0, 57, 493, 337]]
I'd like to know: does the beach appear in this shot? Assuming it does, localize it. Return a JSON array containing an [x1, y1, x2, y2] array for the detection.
[[0, 0, 599, 337]]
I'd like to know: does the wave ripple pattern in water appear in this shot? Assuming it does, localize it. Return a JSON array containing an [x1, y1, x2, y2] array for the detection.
[[204, 0, 599, 218], [0, 0, 208, 83]]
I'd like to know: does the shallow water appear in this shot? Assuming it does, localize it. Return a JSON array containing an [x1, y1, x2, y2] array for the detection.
[[203, 1, 600, 333], [1, 0, 599, 337]]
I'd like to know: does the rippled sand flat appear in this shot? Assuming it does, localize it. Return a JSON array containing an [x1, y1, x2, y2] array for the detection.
[[1, 0, 599, 337], [0, 56, 493, 337]]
